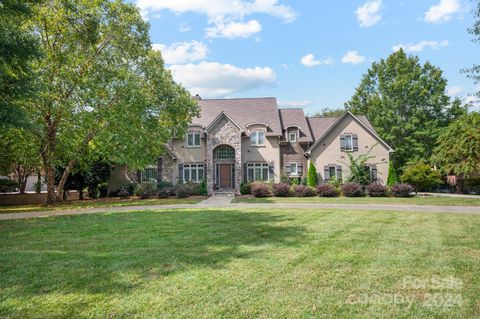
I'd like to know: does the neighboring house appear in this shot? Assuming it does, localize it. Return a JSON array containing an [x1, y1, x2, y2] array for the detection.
[[139, 97, 393, 195]]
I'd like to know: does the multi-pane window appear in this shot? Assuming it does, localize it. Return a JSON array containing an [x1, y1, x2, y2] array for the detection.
[[183, 164, 204, 183], [247, 163, 269, 181], [250, 130, 265, 146], [290, 163, 298, 175], [141, 167, 158, 182], [214, 146, 235, 159], [186, 132, 201, 147], [344, 134, 353, 151], [289, 131, 297, 142]]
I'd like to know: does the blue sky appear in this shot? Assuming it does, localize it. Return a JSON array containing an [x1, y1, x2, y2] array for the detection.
[[136, 0, 480, 114]]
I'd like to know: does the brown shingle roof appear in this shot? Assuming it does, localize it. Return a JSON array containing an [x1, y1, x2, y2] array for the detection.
[[193, 97, 282, 136], [278, 108, 313, 142], [307, 114, 378, 141]]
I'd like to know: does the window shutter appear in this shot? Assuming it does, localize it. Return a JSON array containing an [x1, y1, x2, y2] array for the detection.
[[178, 164, 184, 183], [353, 134, 358, 151], [269, 163, 275, 177], [340, 134, 346, 151], [243, 163, 248, 181], [371, 164, 377, 181], [286, 164, 291, 174], [324, 166, 330, 181], [336, 165, 343, 181], [297, 163, 303, 174]]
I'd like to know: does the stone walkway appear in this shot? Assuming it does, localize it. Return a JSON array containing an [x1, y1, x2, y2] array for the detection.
[[1, 197, 479, 221]]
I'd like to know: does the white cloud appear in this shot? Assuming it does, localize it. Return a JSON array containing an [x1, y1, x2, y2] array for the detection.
[[277, 100, 312, 108], [300, 53, 334, 67], [447, 86, 464, 96], [152, 41, 208, 64], [355, 0, 382, 27], [393, 40, 449, 53], [168, 62, 277, 97], [341, 51, 366, 64], [424, 0, 461, 23], [206, 20, 262, 39]]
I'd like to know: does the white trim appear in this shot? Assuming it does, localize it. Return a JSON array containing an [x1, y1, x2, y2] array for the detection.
[[205, 111, 244, 132], [186, 131, 201, 148], [246, 122, 269, 128], [306, 111, 393, 155]]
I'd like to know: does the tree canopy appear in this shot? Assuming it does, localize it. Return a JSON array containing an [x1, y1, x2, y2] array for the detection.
[[462, 0, 480, 94], [19, 0, 197, 203], [345, 49, 467, 171]]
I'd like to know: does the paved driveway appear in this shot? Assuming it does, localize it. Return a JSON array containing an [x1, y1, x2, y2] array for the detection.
[[1, 199, 479, 221]]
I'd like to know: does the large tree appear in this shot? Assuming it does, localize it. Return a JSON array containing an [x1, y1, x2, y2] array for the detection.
[[25, 0, 197, 204], [0, 0, 39, 128], [462, 0, 480, 94], [345, 49, 467, 171], [432, 112, 480, 192]]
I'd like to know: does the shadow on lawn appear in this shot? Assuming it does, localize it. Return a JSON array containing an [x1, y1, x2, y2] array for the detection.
[[0, 209, 306, 300]]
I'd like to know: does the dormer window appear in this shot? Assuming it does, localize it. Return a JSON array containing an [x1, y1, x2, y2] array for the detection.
[[186, 132, 201, 148], [250, 130, 265, 146], [289, 131, 297, 142]]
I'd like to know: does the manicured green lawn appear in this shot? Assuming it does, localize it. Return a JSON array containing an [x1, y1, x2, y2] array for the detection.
[[0, 197, 204, 214], [232, 195, 480, 206], [1, 208, 479, 318]]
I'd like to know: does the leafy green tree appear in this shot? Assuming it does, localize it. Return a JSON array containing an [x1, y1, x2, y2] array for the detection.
[[401, 163, 441, 194], [462, 0, 480, 97], [311, 108, 344, 117], [386, 161, 398, 186], [432, 112, 480, 193], [25, 0, 197, 203], [0, 128, 42, 193], [0, 0, 39, 128], [307, 161, 318, 187], [345, 49, 467, 171], [340, 146, 377, 186]]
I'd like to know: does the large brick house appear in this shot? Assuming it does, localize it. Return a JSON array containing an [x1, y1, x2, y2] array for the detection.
[[138, 97, 392, 195]]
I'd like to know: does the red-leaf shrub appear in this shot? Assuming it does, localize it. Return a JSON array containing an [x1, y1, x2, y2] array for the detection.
[[316, 183, 339, 197], [391, 183, 414, 197], [341, 182, 364, 197], [367, 182, 388, 197], [251, 182, 270, 197], [294, 185, 316, 197], [272, 183, 291, 197]]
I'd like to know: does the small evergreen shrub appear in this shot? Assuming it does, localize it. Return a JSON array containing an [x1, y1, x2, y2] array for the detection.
[[251, 182, 270, 197], [307, 161, 318, 187], [386, 161, 398, 186], [367, 182, 388, 197], [117, 190, 130, 198], [186, 181, 201, 195], [294, 185, 316, 197], [175, 185, 191, 198], [391, 183, 414, 197], [316, 183, 339, 197], [199, 179, 208, 195], [240, 182, 251, 195], [135, 182, 157, 199], [272, 183, 291, 197], [157, 188, 170, 198], [342, 182, 364, 197], [157, 180, 173, 189]]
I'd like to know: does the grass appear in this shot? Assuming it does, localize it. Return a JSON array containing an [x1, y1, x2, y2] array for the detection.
[[1, 208, 479, 318], [0, 196, 204, 214], [232, 195, 480, 206]]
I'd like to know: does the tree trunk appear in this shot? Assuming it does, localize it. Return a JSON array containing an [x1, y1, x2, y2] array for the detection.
[[36, 169, 42, 193], [55, 159, 76, 202], [45, 163, 56, 204]]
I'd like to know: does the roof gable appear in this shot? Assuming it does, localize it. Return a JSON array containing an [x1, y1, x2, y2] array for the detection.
[[205, 111, 243, 132], [278, 108, 313, 142]]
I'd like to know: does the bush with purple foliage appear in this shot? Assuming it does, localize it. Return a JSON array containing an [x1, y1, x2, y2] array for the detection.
[[341, 182, 364, 197], [251, 182, 270, 197], [294, 185, 316, 197], [391, 183, 414, 197], [366, 182, 388, 197], [316, 183, 339, 197], [272, 183, 291, 197]]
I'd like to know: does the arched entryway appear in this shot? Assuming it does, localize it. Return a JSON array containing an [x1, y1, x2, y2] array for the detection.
[[213, 145, 235, 190]]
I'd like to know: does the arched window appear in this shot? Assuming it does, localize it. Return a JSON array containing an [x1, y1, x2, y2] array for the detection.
[[214, 146, 235, 159]]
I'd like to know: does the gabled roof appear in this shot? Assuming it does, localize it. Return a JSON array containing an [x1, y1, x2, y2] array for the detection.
[[306, 111, 393, 154], [192, 97, 282, 136], [205, 111, 243, 132], [278, 108, 313, 142]]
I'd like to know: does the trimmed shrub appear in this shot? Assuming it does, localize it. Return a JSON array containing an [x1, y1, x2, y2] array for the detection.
[[316, 183, 339, 197], [401, 163, 441, 194], [157, 180, 173, 189], [175, 185, 191, 198], [391, 183, 414, 197], [251, 182, 270, 197], [186, 181, 201, 195], [307, 161, 318, 187], [135, 182, 157, 199], [157, 188, 170, 199], [342, 182, 364, 197], [0, 178, 19, 193], [118, 190, 130, 198], [386, 161, 398, 186], [367, 182, 388, 197], [199, 179, 208, 195], [240, 182, 251, 195], [272, 183, 291, 197], [294, 185, 316, 197]]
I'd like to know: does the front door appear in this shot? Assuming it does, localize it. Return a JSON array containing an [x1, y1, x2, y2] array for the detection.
[[219, 164, 232, 189]]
